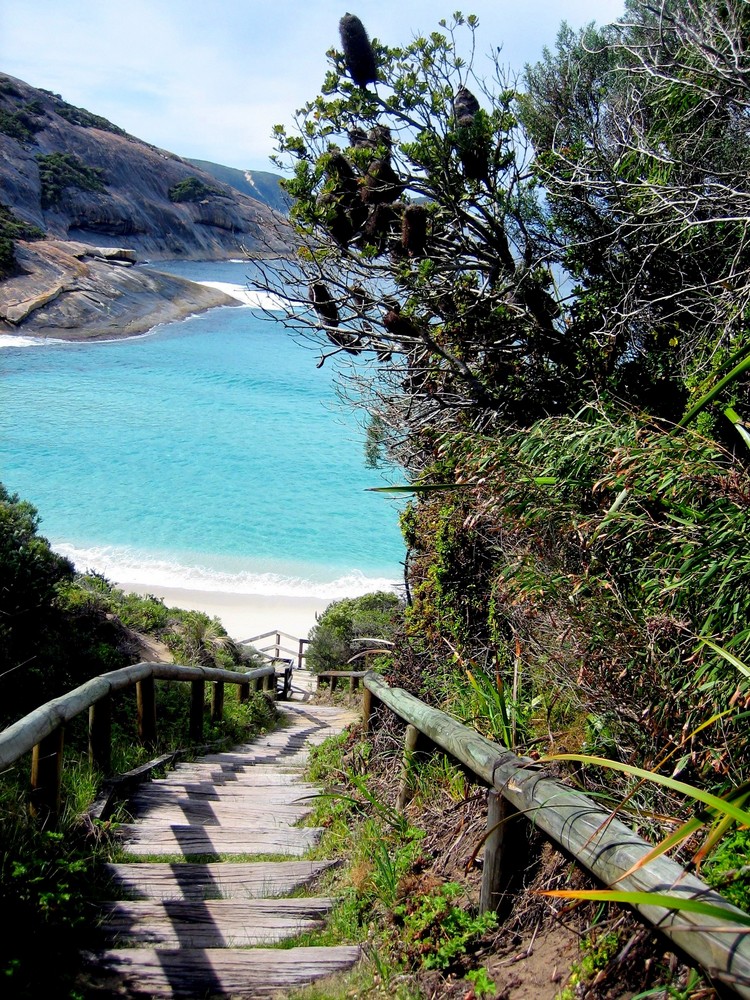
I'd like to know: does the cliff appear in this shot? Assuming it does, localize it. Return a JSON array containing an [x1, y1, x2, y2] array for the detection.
[[0, 73, 287, 338], [0, 74, 284, 260]]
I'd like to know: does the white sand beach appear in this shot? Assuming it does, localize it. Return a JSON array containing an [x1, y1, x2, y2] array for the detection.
[[117, 582, 329, 644]]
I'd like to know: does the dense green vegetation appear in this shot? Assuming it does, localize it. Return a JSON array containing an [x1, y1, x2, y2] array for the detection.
[[263, 2, 750, 976], [306, 591, 401, 673], [0, 204, 45, 279], [0, 99, 45, 144], [35, 151, 107, 209], [53, 99, 129, 137], [168, 175, 221, 203]]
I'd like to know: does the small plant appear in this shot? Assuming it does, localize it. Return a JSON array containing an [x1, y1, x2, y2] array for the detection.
[[556, 930, 621, 999], [393, 881, 497, 970], [466, 966, 497, 997], [36, 151, 106, 208], [168, 175, 220, 203]]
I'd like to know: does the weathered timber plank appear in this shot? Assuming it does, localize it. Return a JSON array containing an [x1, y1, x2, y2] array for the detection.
[[125, 804, 311, 827], [83, 944, 361, 997], [129, 785, 320, 803], [365, 671, 750, 998], [101, 860, 336, 900], [99, 897, 335, 947], [118, 824, 322, 857]]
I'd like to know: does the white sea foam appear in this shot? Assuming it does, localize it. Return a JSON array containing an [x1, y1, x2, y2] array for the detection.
[[53, 542, 399, 599], [197, 280, 285, 311], [0, 334, 67, 348]]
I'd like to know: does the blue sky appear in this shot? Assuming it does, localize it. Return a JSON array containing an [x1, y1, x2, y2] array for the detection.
[[2, 1, 623, 171]]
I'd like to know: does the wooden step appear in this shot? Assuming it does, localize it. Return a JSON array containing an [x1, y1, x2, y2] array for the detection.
[[102, 860, 336, 900], [124, 802, 312, 827], [118, 824, 322, 858], [99, 897, 335, 947], [83, 945, 361, 997]]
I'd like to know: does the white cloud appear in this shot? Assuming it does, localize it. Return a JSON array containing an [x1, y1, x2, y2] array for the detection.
[[2, 0, 624, 170]]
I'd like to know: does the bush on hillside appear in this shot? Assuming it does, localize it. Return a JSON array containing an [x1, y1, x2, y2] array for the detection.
[[168, 176, 220, 203], [306, 591, 401, 673], [35, 152, 106, 209]]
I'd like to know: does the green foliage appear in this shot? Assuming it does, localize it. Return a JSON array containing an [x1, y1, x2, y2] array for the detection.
[[35, 152, 106, 209], [703, 828, 750, 913], [306, 591, 401, 673], [0, 101, 45, 143], [0, 820, 99, 998], [556, 931, 621, 999], [168, 175, 220, 203], [0, 203, 45, 242], [54, 100, 128, 136], [393, 882, 497, 970], [466, 967, 496, 997]]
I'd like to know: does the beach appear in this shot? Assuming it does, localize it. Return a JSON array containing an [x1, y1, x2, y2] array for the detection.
[[118, 582, 329, 643]]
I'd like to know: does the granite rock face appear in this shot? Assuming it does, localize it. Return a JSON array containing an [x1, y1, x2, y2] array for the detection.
[[0, 73, 286, 261], [0, 73, 288, 337], [1, 240, 238, 339]]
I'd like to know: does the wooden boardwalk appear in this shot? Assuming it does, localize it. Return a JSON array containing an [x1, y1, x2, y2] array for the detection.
[[84, 703, 360, 998]]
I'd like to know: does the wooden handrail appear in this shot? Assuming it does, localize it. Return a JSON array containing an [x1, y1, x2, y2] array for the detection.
[[0, 661, 275, 770], [363, 671, 750, 998], [240, 630, 309, 669], [241, 630, 310, 646], [0, 661, 277, 820]]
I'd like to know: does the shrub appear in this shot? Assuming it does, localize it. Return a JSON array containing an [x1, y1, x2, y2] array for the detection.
[[0, 101, 45, 143], [168, 176, 219, 203], [0, 203, 46, 280], [35, 152, 106, 209], [306, 591, 401, 673]]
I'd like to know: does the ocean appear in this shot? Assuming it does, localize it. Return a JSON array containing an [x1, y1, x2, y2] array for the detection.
[[0, 260, 405, 599]]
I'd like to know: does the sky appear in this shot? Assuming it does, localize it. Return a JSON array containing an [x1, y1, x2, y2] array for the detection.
[[1, 1, 624, 173]]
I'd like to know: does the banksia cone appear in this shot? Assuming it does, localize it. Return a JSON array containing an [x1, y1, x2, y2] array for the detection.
[[309, 283, 339, 326], [453, 85, 480, 123], [339, 13, 377, 89], [401, 204, 428, 255]]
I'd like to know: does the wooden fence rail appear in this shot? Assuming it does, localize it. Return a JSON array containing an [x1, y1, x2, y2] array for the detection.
[[241, 630, 309, 669], [362, 671, 750, 998], [0, 660, 277, 821]]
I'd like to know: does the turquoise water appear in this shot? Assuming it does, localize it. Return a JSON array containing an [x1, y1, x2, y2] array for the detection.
[[0, 261, 405, 597]]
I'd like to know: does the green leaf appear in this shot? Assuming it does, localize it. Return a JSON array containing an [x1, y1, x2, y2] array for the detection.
[[699, 638, 750, 681], [540, 889, 750, 927], [544, 754, 750, 826]]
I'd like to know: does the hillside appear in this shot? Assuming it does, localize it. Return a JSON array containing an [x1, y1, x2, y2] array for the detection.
[[186, 159, 290, 215], [0, 73, 289, 338], [0, 74, 284, 260]]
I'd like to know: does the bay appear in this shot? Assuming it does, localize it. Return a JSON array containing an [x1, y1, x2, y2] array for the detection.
[[0, 261, 404, 599]]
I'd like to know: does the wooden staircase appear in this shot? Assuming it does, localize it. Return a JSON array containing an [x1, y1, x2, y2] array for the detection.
[[83, 703, 360, 998]]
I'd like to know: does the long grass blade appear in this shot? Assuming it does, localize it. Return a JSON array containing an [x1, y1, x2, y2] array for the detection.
[[539, 889, 750, 928], [544, 754, 750, 826]]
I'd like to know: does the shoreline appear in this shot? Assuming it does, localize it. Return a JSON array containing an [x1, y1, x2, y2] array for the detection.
[[0, 242, 241, 343], [117, 582, 329, 643]]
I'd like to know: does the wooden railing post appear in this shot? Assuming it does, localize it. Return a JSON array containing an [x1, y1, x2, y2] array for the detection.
[[238, 680, 250, 703], [361, 685, 380, 735], [137, 676, 157, 747], [89, 694, 112, 772], [479, 790, 525, 917], [190, 680, 205, 741], [30, 726, 64, 822], [396, 724, 429, 811], [261, 671, 276, 699], [298, 638, 304, 669], [211, 681, 224, 723]]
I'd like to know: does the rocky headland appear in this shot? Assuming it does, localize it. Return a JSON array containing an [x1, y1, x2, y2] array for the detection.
[[0, 73, 288, 339]]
